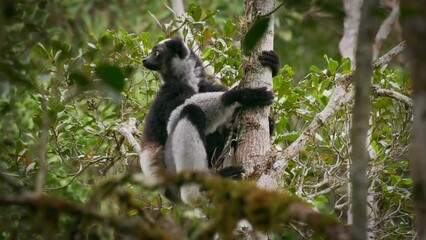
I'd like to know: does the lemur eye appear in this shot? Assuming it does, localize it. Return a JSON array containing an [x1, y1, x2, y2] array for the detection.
[[154, 51, 160, 56]]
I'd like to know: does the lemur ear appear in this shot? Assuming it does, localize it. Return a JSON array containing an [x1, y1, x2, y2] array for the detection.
[[165, 37, 189, 59]]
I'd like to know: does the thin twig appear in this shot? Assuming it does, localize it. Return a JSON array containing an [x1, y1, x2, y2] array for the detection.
[[260, 2, 285, 18], [35, 94, 50, 196]]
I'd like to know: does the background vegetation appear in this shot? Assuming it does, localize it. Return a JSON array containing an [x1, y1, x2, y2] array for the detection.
[[0, 0, 412, 239]]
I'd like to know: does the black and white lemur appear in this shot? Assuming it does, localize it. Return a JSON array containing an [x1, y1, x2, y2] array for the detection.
[[140, 37, 279, 204], [140, 37, 227, 183], [165, 87, 274, 205]]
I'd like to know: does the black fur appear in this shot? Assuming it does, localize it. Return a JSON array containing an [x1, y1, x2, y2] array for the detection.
[[221, 87, 274, 107], [206, 126, 228, 167], [217, 166, 245, 179], [259, 50, 280, 77], [179, 104, 206, 145], [164, 38, 189, 59], [142, 84, 196, 145], [141, 37, 225, 146]]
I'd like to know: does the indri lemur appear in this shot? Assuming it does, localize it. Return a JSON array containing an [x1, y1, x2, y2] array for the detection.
[[140, 37, 228, 183], [140, 37, 280, 203], [165, 87, 274, 205]]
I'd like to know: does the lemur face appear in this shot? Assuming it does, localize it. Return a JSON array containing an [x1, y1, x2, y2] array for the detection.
[[143, 37, 190, 71]]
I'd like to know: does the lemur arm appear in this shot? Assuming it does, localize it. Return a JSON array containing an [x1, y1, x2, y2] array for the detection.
[[221, 87, 274, 107]]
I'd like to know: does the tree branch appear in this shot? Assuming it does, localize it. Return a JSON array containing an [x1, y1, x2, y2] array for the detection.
[[115, 117, 143, 159], [159, 171, 350, 240], [0, 193, 177, 239], [267, 41, 405, 180], [35, 94, 50, 196], [372, 86, 413, 107]]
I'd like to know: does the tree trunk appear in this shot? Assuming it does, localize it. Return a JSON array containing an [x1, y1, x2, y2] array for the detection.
[[339, 0, 363, 69], [234, 1, 275, 238], [350, 1, 380, 240], [400, 1, 426, 238], [235, 0, 275, 182]]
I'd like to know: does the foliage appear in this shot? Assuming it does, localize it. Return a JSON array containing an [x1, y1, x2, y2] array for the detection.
[[271, 56, 413, 238], [0, 1, 413, 239]]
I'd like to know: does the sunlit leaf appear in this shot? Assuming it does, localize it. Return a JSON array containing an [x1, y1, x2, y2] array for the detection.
[[224, 20, 237, 36], [189, 4, 202, 21]]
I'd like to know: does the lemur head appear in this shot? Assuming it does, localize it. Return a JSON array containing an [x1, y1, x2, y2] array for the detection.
[[143, 37, 205, 88]]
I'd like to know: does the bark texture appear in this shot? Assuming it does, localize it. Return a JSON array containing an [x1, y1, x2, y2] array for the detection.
[[350, 0, 380, 239], [235, 0, 275, 181], [400, 1, 426, 238], [339, 0, 363, 69]]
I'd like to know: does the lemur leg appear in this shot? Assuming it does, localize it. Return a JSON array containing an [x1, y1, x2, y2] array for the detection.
[[170, 105, 209, 205], [139, 142, 165, 184]]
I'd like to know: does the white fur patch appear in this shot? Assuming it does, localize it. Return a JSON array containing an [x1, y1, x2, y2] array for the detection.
[[168, 92, 240, 135], [172, 118, 209, 205], [170, 57, 200, 92], [139, 150, 160, 184], [158, 38, 171, 45], [181, 184, 203, 206], [173, 118, 208, 172]]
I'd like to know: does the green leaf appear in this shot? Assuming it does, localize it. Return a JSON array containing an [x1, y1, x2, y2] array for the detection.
[[309, 65, 323, 75], [324, 55, 338, 75], [242, 17, 271, 55], [224, 20, 237, 36], [189, 4, 202, 22], [95, 64, 125, 92], [341, 57, 352, 73], [282, 131, 299, 141], [401, 178, 413, 186]]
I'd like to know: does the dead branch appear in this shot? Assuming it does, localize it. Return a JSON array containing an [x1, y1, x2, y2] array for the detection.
[[115, 117, 143, 158], [374, 0, 400, 58]]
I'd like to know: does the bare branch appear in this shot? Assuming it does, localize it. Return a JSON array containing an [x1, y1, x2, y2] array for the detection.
[[374, 0, 400, 58], [35, 95, 50, 196], [373, 41, 405, 69], [372, 86, 413, 107], [115, 117, 143, 159]]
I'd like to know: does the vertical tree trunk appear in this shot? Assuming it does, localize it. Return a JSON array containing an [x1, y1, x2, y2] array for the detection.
[[350, 1, 379, 240], [234, 2, 276, 237], [339, 0, 363, 69], [400, 2, 426, 238], [235, 0, 275, 181], [170, 0, 185, 16]]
